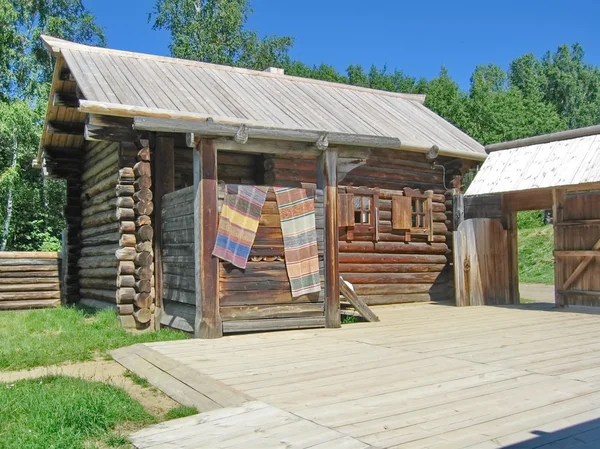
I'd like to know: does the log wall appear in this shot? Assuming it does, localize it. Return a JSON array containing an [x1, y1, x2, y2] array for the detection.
[[173, 147, 260, 189], [78, 140, 152, 328], [0, 252, 61, 310], [262, 150, 455, 305]]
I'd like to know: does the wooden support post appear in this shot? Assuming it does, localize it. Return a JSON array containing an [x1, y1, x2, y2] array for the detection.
[[317, 148, 341, 328], [194, 139, 222, 338], [152, 135, 175, 321], [553, 188, 567, 308], [502, 195, 519, 304]]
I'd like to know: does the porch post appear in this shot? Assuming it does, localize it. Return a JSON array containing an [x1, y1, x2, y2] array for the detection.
[[152, 135, 174, 325], [317, 147, 341, 328], [553, 188, 567, 308], [193, 138, 222, 338], [501, 195, 519, 304]]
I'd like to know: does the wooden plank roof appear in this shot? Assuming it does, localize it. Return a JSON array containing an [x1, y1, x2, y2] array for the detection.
[[41, 35, 485, 160], [466, 133, 600, 196]]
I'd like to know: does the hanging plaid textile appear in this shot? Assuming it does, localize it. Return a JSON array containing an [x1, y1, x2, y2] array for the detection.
[[274, 187, 321, 297]]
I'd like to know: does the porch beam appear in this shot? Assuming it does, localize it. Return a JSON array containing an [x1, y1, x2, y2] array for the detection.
[[193, 139, 222, 338], [317, 147, 341, 328]]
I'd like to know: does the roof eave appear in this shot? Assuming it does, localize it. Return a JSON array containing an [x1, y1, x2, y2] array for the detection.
[[79, 100, 487, 161]]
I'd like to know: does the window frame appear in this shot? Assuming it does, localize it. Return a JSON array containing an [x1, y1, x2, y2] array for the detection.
[[392, 188, 434, 242], [341, 186, 379, 242]]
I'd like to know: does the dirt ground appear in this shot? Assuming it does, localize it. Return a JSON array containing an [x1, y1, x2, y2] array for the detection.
[[519, 282, 554, 303], [0, 358, 180, 418]]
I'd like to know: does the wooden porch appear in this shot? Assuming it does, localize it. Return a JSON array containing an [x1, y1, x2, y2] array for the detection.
[[113, 302, 600, 448]]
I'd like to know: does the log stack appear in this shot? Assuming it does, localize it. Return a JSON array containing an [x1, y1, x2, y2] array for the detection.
[[78, 141, 138, 325], [132, 144, 155, 329], [0, 252, 61, 310]]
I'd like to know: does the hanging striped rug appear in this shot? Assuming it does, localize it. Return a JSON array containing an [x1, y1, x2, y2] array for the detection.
[[212, 185, 269, 269], [274, 187, 321, 297]]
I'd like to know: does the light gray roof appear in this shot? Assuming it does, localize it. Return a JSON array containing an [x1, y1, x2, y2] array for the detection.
[[42, 35, 485, 160], [466, 133, 600, 196]]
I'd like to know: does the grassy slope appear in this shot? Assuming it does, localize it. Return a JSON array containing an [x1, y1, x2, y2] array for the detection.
[[518, 224, 554, 285], [0, 375, 155, 449], [0, 307, 188, 371]]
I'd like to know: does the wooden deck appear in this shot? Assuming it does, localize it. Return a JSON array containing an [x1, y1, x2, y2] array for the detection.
[[114, 302, 600, 448]]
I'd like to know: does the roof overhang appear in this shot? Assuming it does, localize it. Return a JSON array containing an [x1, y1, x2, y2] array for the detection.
[[77, 100, 487, 162]]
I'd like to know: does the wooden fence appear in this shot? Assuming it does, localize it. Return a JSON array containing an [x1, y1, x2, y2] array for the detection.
[[0, 252, 61, 310]]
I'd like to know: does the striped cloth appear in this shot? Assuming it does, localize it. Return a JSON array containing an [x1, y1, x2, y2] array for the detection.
[[212, 185, 269, 269], [274, 187, 321, 297]]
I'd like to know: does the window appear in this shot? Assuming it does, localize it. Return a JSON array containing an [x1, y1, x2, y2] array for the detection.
[[338, 187, 379, 242], [412, 197, 427, 228], [354, 195, 372, 224], [392, 188, 434, 242]]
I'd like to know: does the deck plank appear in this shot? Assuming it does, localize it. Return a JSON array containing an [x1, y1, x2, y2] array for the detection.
[[116, 303, 600, 448]]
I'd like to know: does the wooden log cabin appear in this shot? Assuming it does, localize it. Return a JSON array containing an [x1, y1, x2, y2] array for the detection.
[[36, 35, 486, 336]]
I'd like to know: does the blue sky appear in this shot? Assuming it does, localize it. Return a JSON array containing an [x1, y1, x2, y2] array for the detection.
[[85, 0, 600, 90]]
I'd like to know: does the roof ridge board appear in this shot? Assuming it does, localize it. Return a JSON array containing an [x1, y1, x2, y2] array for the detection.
[[41, 34, 427, 104]]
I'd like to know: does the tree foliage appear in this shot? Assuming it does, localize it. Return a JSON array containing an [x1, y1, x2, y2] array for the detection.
[[150, 0, 293, 70], [0, 1, 104, 250]]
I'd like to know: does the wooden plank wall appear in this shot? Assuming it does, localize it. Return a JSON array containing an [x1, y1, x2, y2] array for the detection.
[[555, 191, 600, 306], [160, 186, 195, 332], [218, 187, 325, 327], [0, 252, 61, 310]]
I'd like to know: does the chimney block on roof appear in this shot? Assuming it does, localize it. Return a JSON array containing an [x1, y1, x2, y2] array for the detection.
[[264, 67, 285, 75]]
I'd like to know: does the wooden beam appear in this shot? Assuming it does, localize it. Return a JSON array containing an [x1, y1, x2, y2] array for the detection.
[[562, 238, 600, 291], [84, 115, 141, 142], [152, 135, 175, 318], [52, 93, 79, 108], [59, 67, 74, 81], [47, 121, 85, 135], [317, 147, 341, 328], [340, 276, 379, 322], [487, 124, 600, 152], [553, 188, 567, 308], [132, 116, 487, 161], [194, 139, 222, 338], [555, 250, 600, 257], [502, 197, 519, 304]]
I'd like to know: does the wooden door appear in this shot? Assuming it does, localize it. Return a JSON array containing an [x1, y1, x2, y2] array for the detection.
[[554, 191, 600, 306], [454, 218, 510, 306]]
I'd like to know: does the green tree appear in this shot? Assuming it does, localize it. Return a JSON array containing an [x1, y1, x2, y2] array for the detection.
[[2, 0, 104, 101], [541, 44, 600, 128], [0, 1, 104, 250], [424, 67, 468, 130], [151, 0, 293, 69]]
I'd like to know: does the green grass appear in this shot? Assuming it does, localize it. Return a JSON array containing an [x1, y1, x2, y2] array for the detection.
[[123, 370, 151, 388], [164, 405, 198, 420], [0, 307, 188, 371], [0, 375, 156, 449], [518, 224, 555, 285], [342, 314, 360, 324]]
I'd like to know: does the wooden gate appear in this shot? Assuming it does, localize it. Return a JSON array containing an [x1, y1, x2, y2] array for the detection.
[[454, 218, 510, 306], [555, 191, 600, 306]]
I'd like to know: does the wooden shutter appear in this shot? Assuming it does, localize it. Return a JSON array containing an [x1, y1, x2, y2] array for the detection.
[[392, 195, 412, 230], [338, 193, 355, 227]]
